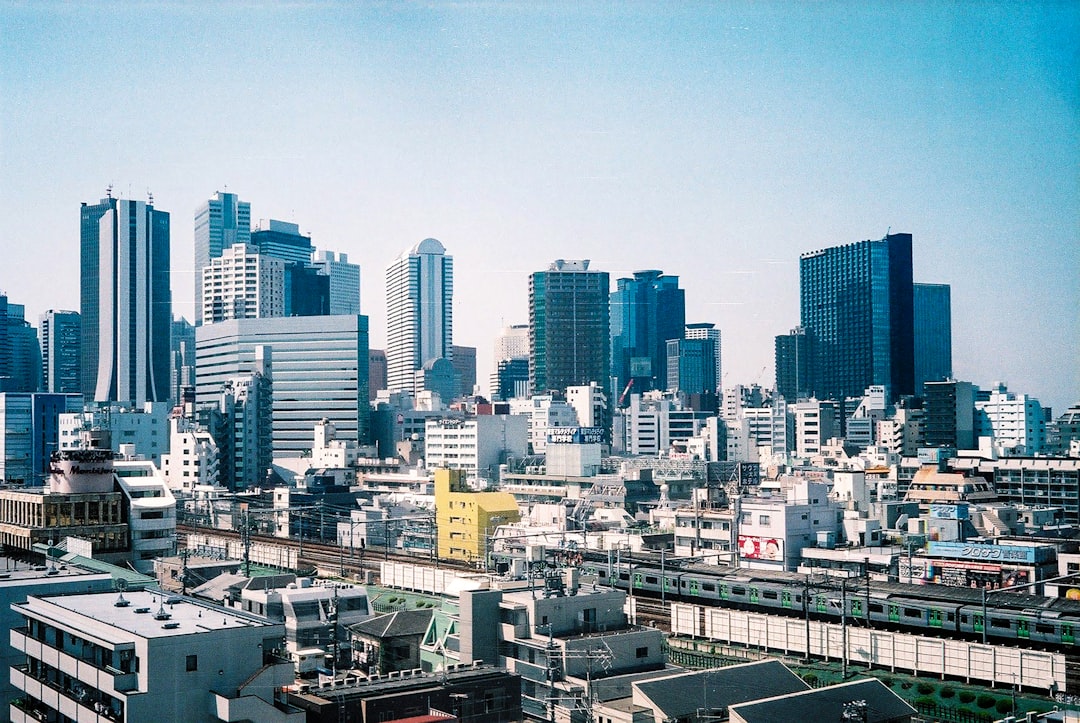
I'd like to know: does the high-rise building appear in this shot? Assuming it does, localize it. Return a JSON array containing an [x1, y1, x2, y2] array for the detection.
[[170, 316, 196, 404], [610, 270, 685, 398], [685, 322, 721, 393], [923, 379, 976, 449], [774, 326, 813, 403], [39, 310, 81, 394], [313, 250, 361, 315], [913, 282, 952, 393], [194, 191, 251, 326], [195, 315, 370, 454], [666, 337, 717, 396], [493, 323, 529, 361], [975, 383, 1045, 456], [251, 219, 312, 265], [451, 345, 477, 398], [0, 294, 41, 392], [368, 349, 387, 401], [385, 238, 453, 393], [0, 392, 82, 485], [80, 194, 171, 405], [799, 232, 914, 402], [492, 357, 530, 402], [203, 346, 272, 491], [529, 259, 610, 396], [201, 243, 286, 323]]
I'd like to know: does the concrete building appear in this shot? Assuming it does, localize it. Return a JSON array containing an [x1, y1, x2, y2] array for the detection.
[[38, 310, 80, 394], [490, 323, 530, 401], [113, 459, 177, 572], [59, 402, 171, 465], [9, 590, 301, 723], [923, 379, 976, 449], [792, 399, 838, 458], [194, 190, 251, 326], [80, 195, 171, 406], [566, 382, 607, 430], [424, 415, 528, 482], [0, 393, 81, 486], [529, 259, 610, 396], [385, 238, 453, 394], [619, 393, 709, 457], [159, 416, 220, 494], [195, 315, 370, 453], [799, 232, 914, 402], [201, 346, 272, 490], [975, 383, 1046, 456], [313, 249, 361, 315], [610, 270, 685, 398], [200, 242, 285, 323], [509, 395, 579, 454], [434, 468, 520, 565], [367, 349, 387, 401], [992, 458, 1080, 522], [169, 316, 195, 404]]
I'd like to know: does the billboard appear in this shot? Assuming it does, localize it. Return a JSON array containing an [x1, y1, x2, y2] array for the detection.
[[738, 535, 784, 561], [546, 427, 604, 445], [927, 541, 1049, 564], [929, 504, 969, 520]]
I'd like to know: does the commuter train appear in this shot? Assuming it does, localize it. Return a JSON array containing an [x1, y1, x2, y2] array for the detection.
[[578, 551, 1080, 651]]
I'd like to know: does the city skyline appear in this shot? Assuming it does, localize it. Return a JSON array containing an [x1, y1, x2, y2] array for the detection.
[[1, 3, 1076, 412]]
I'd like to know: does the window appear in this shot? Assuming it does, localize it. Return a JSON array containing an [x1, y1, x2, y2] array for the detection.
[[186, 655, 198, 672], [758, 515, 770, 525], [635, 646, 649, 658]]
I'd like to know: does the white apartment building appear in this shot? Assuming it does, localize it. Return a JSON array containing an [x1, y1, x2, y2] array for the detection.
[[976, 384, 1046, 456], [424, 415, 528, 481], [793, 399, 838, 458], [620, 393, 708, 456], [59, 403, 171, 464], [113, 460, 177, 572], [508, 395, 578, 454], [201, 242, 285, 323], [159, 416, 219, 494], [10, 590, 301, 723], [566, 382, 607, 428]]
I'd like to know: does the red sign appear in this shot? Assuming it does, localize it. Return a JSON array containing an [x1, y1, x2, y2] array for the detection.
[[738, 535, 783, 561]]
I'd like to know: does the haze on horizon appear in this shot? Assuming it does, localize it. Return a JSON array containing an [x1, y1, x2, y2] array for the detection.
[[1, 2, 1076, 413]]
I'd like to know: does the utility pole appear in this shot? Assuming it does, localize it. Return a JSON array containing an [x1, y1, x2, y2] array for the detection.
[[841, 576, 848, 679], [804, 574, 812, 661]]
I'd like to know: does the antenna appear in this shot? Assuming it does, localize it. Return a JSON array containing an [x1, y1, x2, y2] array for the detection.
[[147, 189, 154, 206], [106, 185, 113, 199]]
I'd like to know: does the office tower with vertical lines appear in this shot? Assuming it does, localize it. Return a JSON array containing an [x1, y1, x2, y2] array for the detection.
[[194, 191, 250, 326], [385, 238, 453, 393]]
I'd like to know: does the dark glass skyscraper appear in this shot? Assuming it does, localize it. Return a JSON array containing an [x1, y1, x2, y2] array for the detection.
[[913, 283, 952, 394], [774, 325, 814, 403], [799, 232, 914, 402], [610, 270, 685, 400], [529, 259, 609, 395], [80, 194, 172, 405], [40, 310, 81, 394]]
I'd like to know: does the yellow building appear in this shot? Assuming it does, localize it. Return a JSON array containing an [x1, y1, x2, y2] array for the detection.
[[435, 468, 520, 566]]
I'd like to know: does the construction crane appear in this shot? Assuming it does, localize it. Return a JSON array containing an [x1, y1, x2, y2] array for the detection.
[[617, 378, 634, 406]]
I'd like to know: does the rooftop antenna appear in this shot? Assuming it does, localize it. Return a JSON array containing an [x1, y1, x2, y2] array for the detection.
[[106, 185, 113, 199], [147, 189, 154, 206]]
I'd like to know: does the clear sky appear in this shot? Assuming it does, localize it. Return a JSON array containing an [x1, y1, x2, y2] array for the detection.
[[1, 2, 1077, 413]]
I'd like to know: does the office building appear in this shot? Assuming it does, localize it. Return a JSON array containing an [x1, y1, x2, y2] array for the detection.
[[385, 238, 453, 393], [10, 590, 300, 723], [59, 402, 171, 465], [685, 322, 721, 393], [80, 194, 172, 405], [368, 348, 387, 401], [194, 191, 251, 326], [0, 294, 41, 393], [39, 310, 80, 394], [529, 259, 609, 396], [799, 232, 914, 402], [913, 283, 952, 392], [0, 393, 81, 485], [201, 242, 286, 323], [923, 379, 976, 449], [159, 416, 219, 494], [313, 250, 361, 315], [251, 218, 312, 264], [424, 415, 528, 481], [434, 468, 519, 564], [493, 322, 529, 361], [451, 344, 476, 398], [492, 357, 529, 402], [201, 346, 272, 491], [169, 316, 195, 404], [774, 325, 813, 402], [666, 336, 717, 396], [195, 315, 370, 454], [610, 270, 685, 397]]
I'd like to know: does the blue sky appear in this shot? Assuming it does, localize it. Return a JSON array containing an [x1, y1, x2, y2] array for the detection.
[[1, 2, 1077, 412]]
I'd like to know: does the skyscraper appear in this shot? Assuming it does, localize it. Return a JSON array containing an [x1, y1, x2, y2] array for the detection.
[[610, 270, 685, 399], [666, 337, 717, 396], [313, 250, 361, 315], [913, 283, 952, 394], [685, 322, 721, 393], [799, 232, 914, 402], [385, 238, 453, 393], [774, 325, 813, 403], [201, 243, 285, 323], [0, 294, 41, 393], [170, 316, 196, 403], [39, 310, 81, 394], [529, 259, 610, 395], [80, 194, 171, 405], [194, 191, 251, 326]]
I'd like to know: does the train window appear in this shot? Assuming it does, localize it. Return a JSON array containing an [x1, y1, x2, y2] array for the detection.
[[702, 583, 715, 592], [645, 576, 658, 584], [960, 615, 968, 623], [763, 591, 778, 600], [947, 613, 955, 622], [869, 603, 883, 613], [619, 573, 629, 581], [1036, 623, 1054, 634], [732, 586, 746, 596], [904, 608, 922, 618], [598, 570, 607, 578], [991, 618, 1010, 629]]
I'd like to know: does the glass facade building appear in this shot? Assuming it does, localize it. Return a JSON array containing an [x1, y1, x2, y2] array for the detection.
[[799, 232, 914, 402], [610, 270, 685, 399], [385, 238, 453, 393], [194, 191, 251, 326], [913, 282, 952, 394], [39, 310, 81, 394]]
